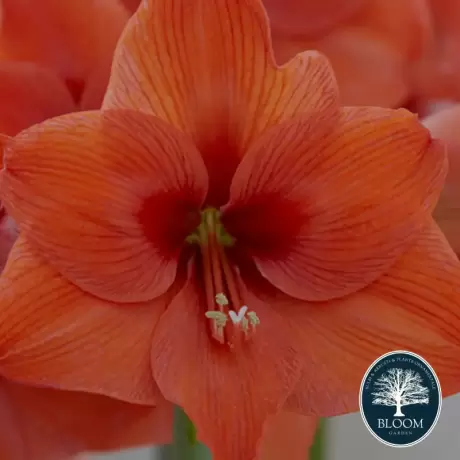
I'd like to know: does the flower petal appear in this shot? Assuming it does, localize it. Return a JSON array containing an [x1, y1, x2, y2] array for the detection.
[[225, 107, 446, 301], [0, 378, 172, 460], [257, 412, 317, 460], [1, 110, 207, 302], [0, 0, 128, 83], [104, 0, 339, 202], [424, 105, 460, 254], [150, 268, 303, 460], [0, 236, 166, 404], [0, 61, 75, 135], [278, 220, 460, 416]]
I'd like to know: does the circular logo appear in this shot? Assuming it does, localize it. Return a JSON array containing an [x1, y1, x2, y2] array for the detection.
[[359, 350, 442, 448]]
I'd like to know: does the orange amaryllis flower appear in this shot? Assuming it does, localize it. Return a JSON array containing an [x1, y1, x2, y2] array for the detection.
[[0, 0, 129, 110], [423, 105, 460, 255], [1, 0, 460, 458], [268, 0, 432, 107], [0, 378, 172, 460]]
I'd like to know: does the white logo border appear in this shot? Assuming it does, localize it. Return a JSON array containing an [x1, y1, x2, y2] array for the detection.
[[359, 350, 443, 448]]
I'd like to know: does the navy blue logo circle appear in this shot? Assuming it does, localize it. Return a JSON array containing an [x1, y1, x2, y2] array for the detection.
[[359, 350, 442, 447]]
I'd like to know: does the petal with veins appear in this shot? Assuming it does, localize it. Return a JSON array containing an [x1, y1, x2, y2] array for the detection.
[[275, 221, 460, 416], [1, 110, 207, 302], [225, 107, 445, 301], [151, 267, 303, 460], [0, 236, 168, 404], [104, 0, 339, 204]]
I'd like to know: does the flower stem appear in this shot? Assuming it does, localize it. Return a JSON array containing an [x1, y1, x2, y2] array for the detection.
[[172, 406, 212, 460], [309, 419, 326, 460]]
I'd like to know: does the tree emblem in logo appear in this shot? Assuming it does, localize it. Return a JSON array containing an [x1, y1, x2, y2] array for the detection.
[[360, 351, 441, 447], [371, 368, 429, 417]]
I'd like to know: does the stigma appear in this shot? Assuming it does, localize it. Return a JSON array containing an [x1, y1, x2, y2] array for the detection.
[[187, 208, 260, 347]]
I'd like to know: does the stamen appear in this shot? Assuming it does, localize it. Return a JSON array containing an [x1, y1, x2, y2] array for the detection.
[[188, 208, 260, 347], [215, 293, 229, 307]]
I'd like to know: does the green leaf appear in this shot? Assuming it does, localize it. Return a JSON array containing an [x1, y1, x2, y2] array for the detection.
[[172, 406, 212, 460]]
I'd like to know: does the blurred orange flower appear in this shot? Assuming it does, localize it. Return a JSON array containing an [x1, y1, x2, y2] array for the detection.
[[121, 0, 141, 14], [0, 0, 130, 273], [424, 105, 460, 255], [1, 0, 460, 459], [411, 0, 460, 111], [0, 0, 130, 136], [0, 379, 172, 460], [267, 0, 432, 107]]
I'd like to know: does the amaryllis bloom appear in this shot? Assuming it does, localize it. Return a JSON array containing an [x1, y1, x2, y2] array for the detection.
[[267, 0, 432, 107], [1, 0, 460, 459]]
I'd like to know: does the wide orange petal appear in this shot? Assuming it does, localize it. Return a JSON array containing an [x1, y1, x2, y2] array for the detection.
[[257, 412, 317, 460], [0, 61, 75, 136], [1, 110, 207, 302], [150, 269, 303, 460], [0, 236, 164, 404], [280, 220, 460, 416], [225, 107, 445, 301], [423, 105, 460, 254], [0, 0, 128, 83], [0, 378, 172, 460], [104, 0, 339, 197]]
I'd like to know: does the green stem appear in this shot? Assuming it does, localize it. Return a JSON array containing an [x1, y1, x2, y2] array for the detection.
[[309, 419, 326, 460], [172, 406, 212, 460]]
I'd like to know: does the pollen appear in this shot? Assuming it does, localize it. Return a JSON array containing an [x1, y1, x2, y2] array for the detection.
[[215, 293, 229, 307], [205, 294, 260, 347]]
